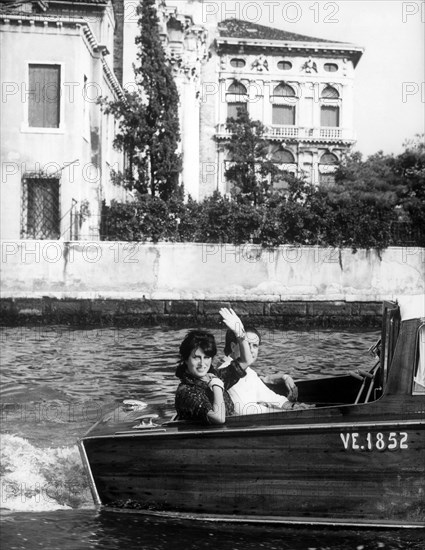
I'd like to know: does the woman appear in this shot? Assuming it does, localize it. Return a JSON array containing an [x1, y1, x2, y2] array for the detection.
[[175, 308, 252, 424]]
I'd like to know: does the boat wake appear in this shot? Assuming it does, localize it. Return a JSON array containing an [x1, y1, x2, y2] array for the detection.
[[0, 434, 93, 512]]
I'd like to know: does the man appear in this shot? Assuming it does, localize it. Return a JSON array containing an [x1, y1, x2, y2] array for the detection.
[[219, 326, 306, 415]]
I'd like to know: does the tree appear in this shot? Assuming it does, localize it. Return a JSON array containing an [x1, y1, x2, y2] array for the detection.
[[134, 0, 181, 200], [325, 151, 401, 249], [330, 140, 425, 247], [102, 0, 181, 200], [224, 110, 283, 206], [394, 134, 425, 245]]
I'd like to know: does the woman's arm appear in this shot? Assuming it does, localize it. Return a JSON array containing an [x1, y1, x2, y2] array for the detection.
[[175, 379, 227, 425], [206, 377, 226, 424]]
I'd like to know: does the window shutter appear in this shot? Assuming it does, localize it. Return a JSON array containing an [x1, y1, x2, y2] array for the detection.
[[29, 65, 60, 128], [320, 106, 339, 127], [272, 105, 295, 125]]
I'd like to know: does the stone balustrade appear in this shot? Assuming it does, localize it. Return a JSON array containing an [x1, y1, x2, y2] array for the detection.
[[216, 123, 354, 142]]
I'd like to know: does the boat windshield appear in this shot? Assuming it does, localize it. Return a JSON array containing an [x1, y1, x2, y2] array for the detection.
[[413, 325, 425, 394]]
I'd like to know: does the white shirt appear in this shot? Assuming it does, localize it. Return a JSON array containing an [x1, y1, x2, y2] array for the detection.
[[219, 358, 288, 416]]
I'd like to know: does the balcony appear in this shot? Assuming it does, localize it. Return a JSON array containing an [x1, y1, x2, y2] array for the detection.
[[216, 124, 354, 143]]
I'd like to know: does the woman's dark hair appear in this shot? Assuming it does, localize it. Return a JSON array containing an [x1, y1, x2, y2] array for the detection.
[[224, 326, 261, 356], [175, 330, 217, 379]]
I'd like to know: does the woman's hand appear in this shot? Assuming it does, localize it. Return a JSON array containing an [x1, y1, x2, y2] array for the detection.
[[219, 307, 245, 339]]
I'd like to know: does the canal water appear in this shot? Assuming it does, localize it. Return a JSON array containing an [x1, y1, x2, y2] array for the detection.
[[1, 325, 422, 549]]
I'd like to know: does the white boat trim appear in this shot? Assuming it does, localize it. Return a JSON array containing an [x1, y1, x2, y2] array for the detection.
[[78, 440, 101, 505], [83, 418, 425, 440], [107, 508, 425, 529]]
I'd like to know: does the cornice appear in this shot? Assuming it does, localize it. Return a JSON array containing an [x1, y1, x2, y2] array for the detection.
[[216, 37, 364, 67], [1, 12, 123, 99], [101, 56, 124, 100]]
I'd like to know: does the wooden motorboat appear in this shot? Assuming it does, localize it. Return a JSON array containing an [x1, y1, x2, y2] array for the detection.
[[79, 298, 425, 528]]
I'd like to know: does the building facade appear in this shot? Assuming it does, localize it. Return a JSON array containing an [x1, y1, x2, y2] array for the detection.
[[121, 1, 364, 200], [0, 0, 126, 241], [156, 0, 209, 201], [199, 18, 364, 198]]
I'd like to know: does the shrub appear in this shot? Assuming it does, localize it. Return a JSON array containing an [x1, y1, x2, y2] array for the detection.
[[101, 148, 423, 251]]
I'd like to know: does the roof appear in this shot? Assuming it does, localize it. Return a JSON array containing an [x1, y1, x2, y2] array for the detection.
[[49, 0, 108, 4], [218, 19, 341, 44], [0, 0, 108, 8]]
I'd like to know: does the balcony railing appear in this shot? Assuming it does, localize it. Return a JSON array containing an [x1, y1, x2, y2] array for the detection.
[[216, 124, 353, 141], [268, 126, 300, 138]]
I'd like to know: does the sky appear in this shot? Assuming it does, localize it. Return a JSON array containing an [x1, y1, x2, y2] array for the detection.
[[199, 0, 424, 157], [125, 0, 424, 157]]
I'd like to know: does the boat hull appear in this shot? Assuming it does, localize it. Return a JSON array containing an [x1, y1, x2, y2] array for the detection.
[[80, 417, 425, 527]]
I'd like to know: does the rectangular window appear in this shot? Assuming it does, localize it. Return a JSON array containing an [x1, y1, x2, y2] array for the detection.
[[28, 64, 61, 128], [227, 102, 247, 120], [21, 177, 60, 239], [272, 105, 295, 125], [320, 106, 340, 127]]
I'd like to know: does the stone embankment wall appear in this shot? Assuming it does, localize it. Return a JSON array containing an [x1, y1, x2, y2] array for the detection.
[[1, 241, 423, 326]]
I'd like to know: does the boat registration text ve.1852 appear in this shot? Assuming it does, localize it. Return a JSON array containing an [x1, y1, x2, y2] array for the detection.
[[340, 431, 408, 451]]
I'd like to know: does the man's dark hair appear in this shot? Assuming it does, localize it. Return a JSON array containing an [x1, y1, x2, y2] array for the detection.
[[224, 326, 262, 356]]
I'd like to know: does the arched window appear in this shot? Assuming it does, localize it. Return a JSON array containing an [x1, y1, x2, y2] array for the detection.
[[166, 18, 184, 42], [273, 83, 296, 97], [270, 148, 296, 191], [321, 85, 339, 99], [226, 81, 248, 120], [272, 83, 297, 126], [227, 81, 248, 95], [319, 153, 339, 187], [271, 149, 295, 163], [320, 86, 340, 126], [320, 153, 339, 165]]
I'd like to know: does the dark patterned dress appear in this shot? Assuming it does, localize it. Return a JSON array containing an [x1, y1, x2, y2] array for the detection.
[[175, 360, 246, 424]]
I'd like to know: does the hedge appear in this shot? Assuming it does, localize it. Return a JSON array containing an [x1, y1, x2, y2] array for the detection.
[[100, 190, 423, 250]]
